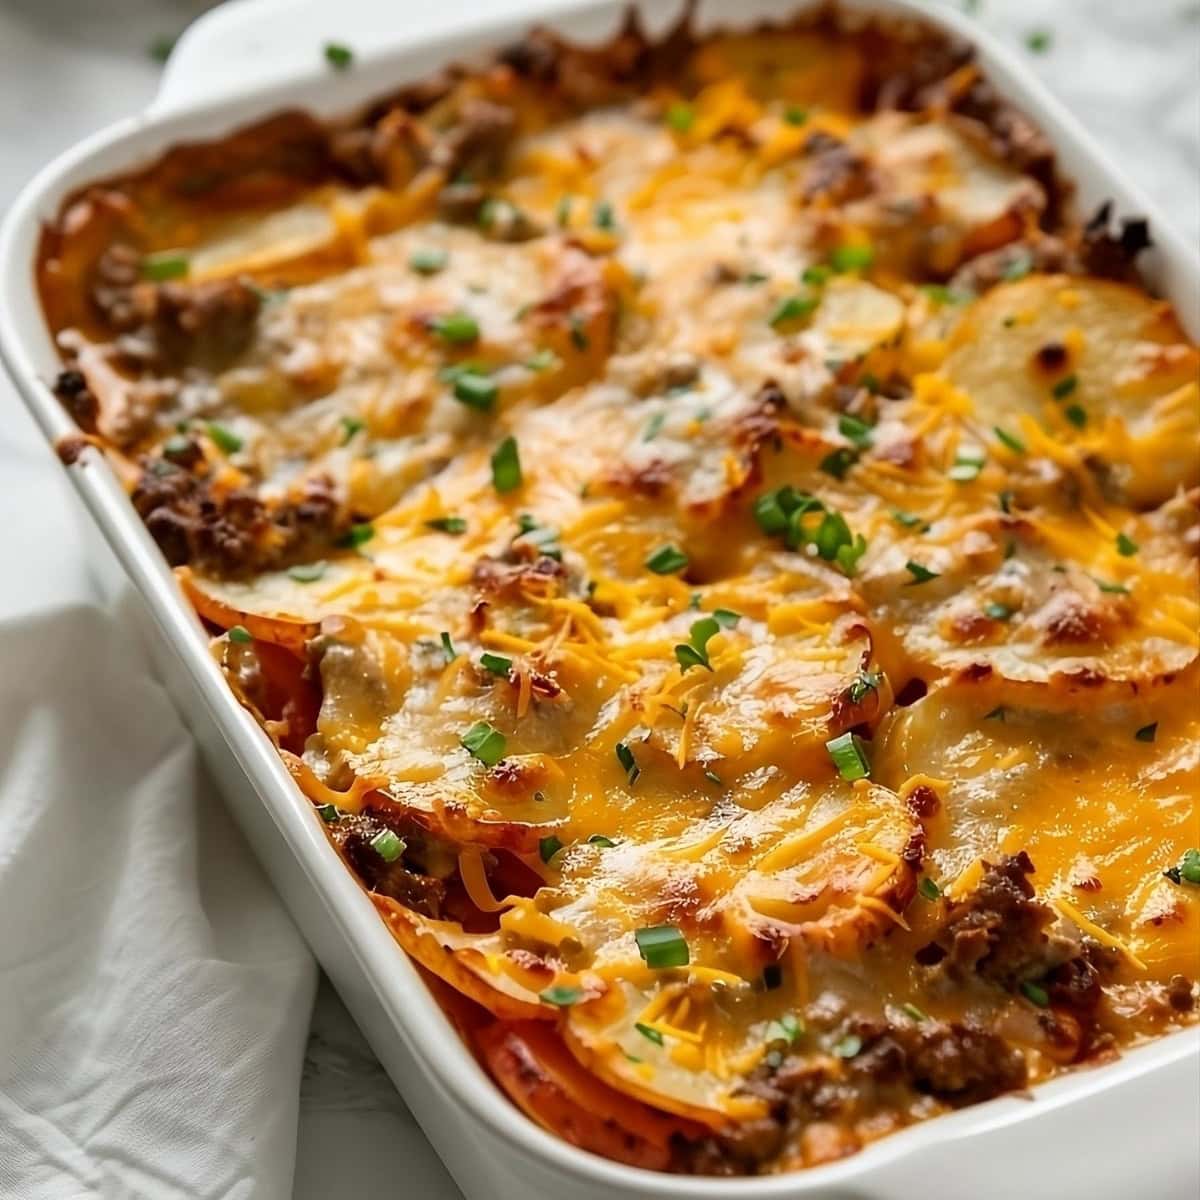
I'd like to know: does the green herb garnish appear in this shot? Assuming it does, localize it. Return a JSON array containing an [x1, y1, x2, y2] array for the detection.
[[141, 251, 189, 281], [287, 561, 327, 584], [425, 516, 467, 534], [461, 721, 506, 767], [369, 828, 405, 862], [616, 741, 640, 785], [540, 985, 583, 1007], [1135, 722, 1158, 743], [905, 561, 939, 584], [645, 544, 689, 575], [1116, 532, 1139, 557], [635, 925, 690, 969], [431, 311, 480, 344], [491, 436, 522, 493], [539, 835, 563, 863], [409, 247, 448, 274], [480, 652, 513, 677], [324, 42, 354, 70], [675, 617, 720, 673], [826, 731, 871, 781], [227, 624, 253, 644]]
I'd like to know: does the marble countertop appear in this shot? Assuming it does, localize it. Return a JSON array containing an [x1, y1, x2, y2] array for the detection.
[[0, 2, 1194, 1197]]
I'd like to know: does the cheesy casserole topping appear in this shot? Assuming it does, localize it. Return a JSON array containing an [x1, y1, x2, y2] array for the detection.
[[39, 8, 1199, 1175]]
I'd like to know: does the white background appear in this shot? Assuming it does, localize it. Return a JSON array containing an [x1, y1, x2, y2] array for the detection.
[[0, 2, 1195, 1197]]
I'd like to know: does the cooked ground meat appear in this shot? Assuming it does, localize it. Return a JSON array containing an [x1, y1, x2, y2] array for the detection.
[[916, 851, 1079, 987], [850, 1019, 1027, 1105], [52, 368, 99, 433], [950, 236, 1077, 293], [802, 132, 875, 204], [328, 810, 446, 917], [151, 278, 262, 368], [131, 462, 343, 576], [1079, 200, 1153, 281]]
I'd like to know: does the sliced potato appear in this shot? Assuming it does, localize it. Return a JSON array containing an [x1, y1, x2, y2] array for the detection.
[[873, 673, 1200, 977], [474, 1021, 702, 1168], [858, 508, 1198, 695], [940, 274, 1200, 506]]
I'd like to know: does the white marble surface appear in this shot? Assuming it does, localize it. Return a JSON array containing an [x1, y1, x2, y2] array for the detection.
[[0, 2, 1195, 1197]]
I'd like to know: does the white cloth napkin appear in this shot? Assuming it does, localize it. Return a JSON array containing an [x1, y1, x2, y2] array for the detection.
[[0, 446, 317, 1200]]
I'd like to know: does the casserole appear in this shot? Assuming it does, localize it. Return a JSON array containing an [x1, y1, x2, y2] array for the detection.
[[0, 0, 1195, 1195]]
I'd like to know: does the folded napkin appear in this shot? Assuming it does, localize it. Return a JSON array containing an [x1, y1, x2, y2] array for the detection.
[[0, 438, 317, 1199]]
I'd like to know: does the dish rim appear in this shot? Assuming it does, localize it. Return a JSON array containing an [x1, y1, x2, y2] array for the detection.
[[2, 0, 1197, 1192]]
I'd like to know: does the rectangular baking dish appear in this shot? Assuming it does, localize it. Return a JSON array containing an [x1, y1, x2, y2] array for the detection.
[[2, 2, 1197, 1197]]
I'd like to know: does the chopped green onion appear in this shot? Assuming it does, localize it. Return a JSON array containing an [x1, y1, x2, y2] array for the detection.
[[905, 561, 939, 584], [588, 834, 617, 848], [227, 624, 253, 644], [1020, 980, 1050, 1007], [948, 452, 985, 482], [892, 509, 925, 529], [984, 601, 1013, 621], [287, 561, 327, 583], [901, 1002, 928, 1022], [1025, 29, 1053, 53], [1135, 722, 1158, 743], [461, 721, 506, 767], [830, 244, 874, 273], [712, 609, 741, 628], [1116, 532, 1139, 557], [452, 370, 498, 410], [819, 446, 859, 480], [1093, 576, 1130, 595], [431, 311, 479, 344], [765, 1012, 804, 1045], [409, 247, 447, 274], [337, 522, 375, 550], [838, 413, 874, 447], [998, 490, 1014, 514], [206, 422, 242, 454], [848, 669, 881, 705], [141, 251, 189, 281], [1163, 849, 1200, 886], [1002, 253, 1033, 281], [440, 632, 457, 663], [324, 42, 354, 70], [525, 347, 560, 372], [540, 985, 583, 1007], [801, 264, 829, 286], [635, 925, 690, 969], [666, 103, 694, 132], [369, 828, 405, 862], [643, 411, 667, 441], [645, 544, 689, 574], [569, 313, 590, 350], [920, 284, 971, 306], [615, 741, 640, 785], [994, 427, 1026, 454], [480, 652, 512, 677], [1052, 374, 1078, 399], [784, 105, 809, 126], [425, 515, 466, 534], [340, 415, 365, 444], [635, 1022, 664, 1045], [491, 436, 522, 493], [826, 731, 871, 781], [918, 877, 942, 901], [832, 1033, 863, 1058], [769, 293, 818, 328], [675, 616, 721, 673], [1064, 404, 1088, 428], [593, 200, 616, 230], [316, 803, 339, 824], [539, 835, 563, 863]]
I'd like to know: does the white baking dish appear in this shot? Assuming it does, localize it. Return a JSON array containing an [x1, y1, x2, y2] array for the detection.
[[2, 2, 1197, 1196]]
